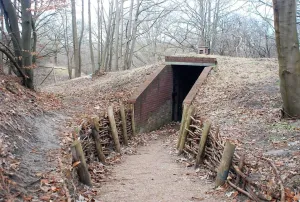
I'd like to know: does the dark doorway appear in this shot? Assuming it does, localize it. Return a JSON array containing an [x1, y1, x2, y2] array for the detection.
[[172, 65, 204, 121]]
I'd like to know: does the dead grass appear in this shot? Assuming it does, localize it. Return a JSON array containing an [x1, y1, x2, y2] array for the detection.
[[192, 56, 300, 191], [41, 63, 162, 121]]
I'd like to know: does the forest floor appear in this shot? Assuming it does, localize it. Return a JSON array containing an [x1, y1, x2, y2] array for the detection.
[[1, 55, 300, 201]]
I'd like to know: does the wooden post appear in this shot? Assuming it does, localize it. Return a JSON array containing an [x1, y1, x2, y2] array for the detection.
[[215, 141, 236, 187], [178, 105, 195, 155], [235, 154, 245, 185], [108, 106, 121, 153], [71, 140, 92, 186], [130, 104, 136, 136], [195, 121, 211, 168], [120, 103, 129, 146], [91, 117, 106, 164], [177, 104, 189, 149]]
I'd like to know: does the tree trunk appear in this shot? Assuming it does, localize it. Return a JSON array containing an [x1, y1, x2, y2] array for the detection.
[[79, 0, 84, 76], [273, 0, 300, 117], [97, 0, 101, 72], [71, 0, 80, 77], [124, 0, 134, 70], [102, 1, 114, 71], [21, 0, 33, 89], [88, 0, 95, 74], [62, 8, 72, 79], [1, 0, 23, 73], [31, 17, 37, 65], [127, 0, 140, 70], [112, 0, 120, 71], [211, 0, 220, 52], [119, 0, 124, 68]]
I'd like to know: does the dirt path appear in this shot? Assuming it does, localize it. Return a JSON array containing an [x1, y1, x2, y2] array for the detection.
[[97, 137, 221, 202]]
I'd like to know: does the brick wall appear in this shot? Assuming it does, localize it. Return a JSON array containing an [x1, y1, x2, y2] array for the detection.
[[128, 65, 173, 133]]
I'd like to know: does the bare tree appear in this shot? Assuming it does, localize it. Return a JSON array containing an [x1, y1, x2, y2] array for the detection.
[[79, 0, 84, 75], [97, 0, 103, 72], [124, 0, 135, 70], [273, 0, 300, 117], [88, 0, 95, 73], [0, 0, 34, 88], [21, 0, 33, 88], [112, 0, 120, 71], [71, 0, 80, 77]]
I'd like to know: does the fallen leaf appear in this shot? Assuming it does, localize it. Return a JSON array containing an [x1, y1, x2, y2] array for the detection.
[[39, 195, 51, 201], [294, 194, 300, 201], [72, 161, 81, 167]]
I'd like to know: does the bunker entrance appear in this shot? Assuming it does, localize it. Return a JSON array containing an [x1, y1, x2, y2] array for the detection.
[[172, 65, 205, 121]]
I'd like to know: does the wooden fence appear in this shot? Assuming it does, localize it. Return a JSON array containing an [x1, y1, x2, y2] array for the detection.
[[71, 103, 135, 186], [177, 104, 285, 202]]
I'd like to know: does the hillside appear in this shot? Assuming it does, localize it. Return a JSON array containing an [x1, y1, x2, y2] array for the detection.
[[1, 56, 299, 201], [193, 56, 300, 192], [41, 63, 162, 120], [45, 56, 299, 196]]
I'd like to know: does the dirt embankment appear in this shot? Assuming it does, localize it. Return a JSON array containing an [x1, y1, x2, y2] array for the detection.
[[41, 63, 161, 119], [193, 56, 300, 192], [0, 75, 68, 201]]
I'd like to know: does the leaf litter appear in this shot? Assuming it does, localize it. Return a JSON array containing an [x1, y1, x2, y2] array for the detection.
[[192, 56, 300, 200], [2, 55, 300, 201]]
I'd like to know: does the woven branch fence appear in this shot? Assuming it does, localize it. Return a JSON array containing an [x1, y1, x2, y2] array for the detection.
[[177, 104, 286, 202], [70, 103, 136, 186]]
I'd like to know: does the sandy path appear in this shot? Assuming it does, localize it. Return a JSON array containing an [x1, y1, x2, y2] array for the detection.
[[97, 138, 221, 202]]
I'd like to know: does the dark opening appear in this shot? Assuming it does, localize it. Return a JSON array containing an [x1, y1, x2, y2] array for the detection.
[[172, 65, 204, 122]]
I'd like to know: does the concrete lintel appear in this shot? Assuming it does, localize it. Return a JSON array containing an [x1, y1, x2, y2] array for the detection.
[[165, 62, 215, 67]]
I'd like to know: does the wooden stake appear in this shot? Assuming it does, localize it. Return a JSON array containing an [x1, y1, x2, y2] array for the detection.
[[215, 141, 236, 187], [235, 154, 245, 185], [130, 104, 136, 136], [91, 117, 106, 163], [178, 105, 195, 155], [195, 121, 211, 168], [177, 104, 189, 149], [71, 140, 92, 186], [120, 103, 129, 145], [108, 106, 121, 153]]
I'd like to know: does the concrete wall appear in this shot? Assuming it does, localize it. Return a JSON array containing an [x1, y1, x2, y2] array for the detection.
[[128, 65, 173, 133]]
